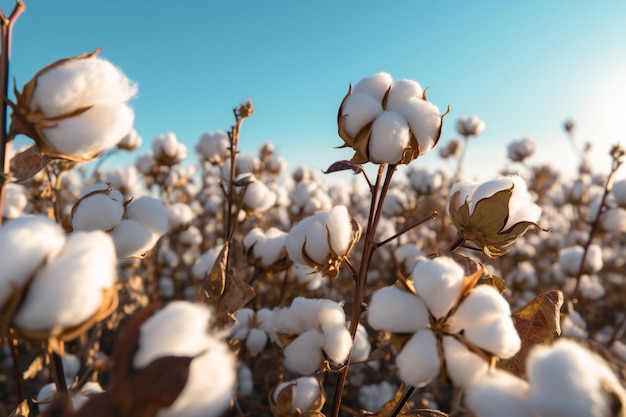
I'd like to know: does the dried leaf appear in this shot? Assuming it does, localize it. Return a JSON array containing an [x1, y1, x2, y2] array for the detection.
[[499, 290, 564, 377], [10, 145, 52, 181], [322, 160, 364, 175], [23, 354, 46, 380], [8, 400, 30, 417], [200, 243, 229, 298]]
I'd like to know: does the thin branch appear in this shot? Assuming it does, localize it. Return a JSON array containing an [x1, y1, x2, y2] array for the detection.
[[375, 212, 438, 249]]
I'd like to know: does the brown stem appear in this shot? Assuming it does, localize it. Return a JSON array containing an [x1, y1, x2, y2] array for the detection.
[[0, 1, 26, 227], [375, 212, 438, 248], [50, 349, 69, 397], [331, 163, 397, 417], [9, 335, 23, 404], [571, 154, 623, 303], [389, 385, 415, 417], [452, 136, 469, 183]]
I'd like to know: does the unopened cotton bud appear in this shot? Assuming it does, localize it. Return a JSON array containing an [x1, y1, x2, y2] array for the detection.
[[10, 51, 136, 161]]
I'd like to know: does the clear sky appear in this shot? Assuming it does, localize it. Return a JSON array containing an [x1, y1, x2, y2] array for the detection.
[[5, 0, 626, 182]]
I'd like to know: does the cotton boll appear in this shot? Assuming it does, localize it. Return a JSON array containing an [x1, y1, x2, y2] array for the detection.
[[463, 313, 521, 358], [274, 297, 322, 334], [321, 323, 352, 364], [368, 111, 410, 164], [448, 285, 512, 332], [237, 365, 254, 397], [527, 339, 626, 417], [273, 377, 322, 414], [231, 308, 254, 340], [398, 98, 441, 155], [600, 208, 626, 233], [358, 381, 397, 412], [341, 92, 383, 137], [612, 179, 626, 206], [126, 196, 169, 236], [412, 256, 464, 319], [13, 231, 116, 332], [504, 176, 542, 230], [367, 286, 430, 333], [352, 72, 392, 101], [0, 216, 66, 307], [259, 229, 287, 266], [246, 328, 268, 353], [396, 329, 440, 387], [134, 302, 236, 417], [442, 336, 488, 388], [109, 219, 156, 258], [72, 193, 125, 231], [167, 202, 195, 230], [561, 310, 588, 338], [284, 330, 324, 375], [316, 299, 346, 326], [386, 79, 423, 111], [243, 180, 277, 212], [191, 246, 223, 280], [286, 215, 327, 265], [465, 369, 533, 417], [196, 130, 230, 164], [351, 322, 371, 363], [178, 226, 202, 246], [2, 184, 28, 219], [324, 206, 354, 257]]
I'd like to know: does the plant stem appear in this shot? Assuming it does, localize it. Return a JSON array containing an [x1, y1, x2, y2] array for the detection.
[[50, 349, 69, 396], [452, 137, 469, 183], [389, 385, 415, 417], [0, 1, 26, 227], [375, 212, 438, 248], [331, 163, 397, 417]]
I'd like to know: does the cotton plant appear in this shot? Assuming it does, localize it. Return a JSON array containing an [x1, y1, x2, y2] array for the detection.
[[230, 307, 274, 354], [466, 338, 626, 417], [0, 215, 118, 342], [269, 376, 325, 417], [8, 49, 136, 161], [285, 205, 361, 279], [195, 130, 231, 166], [367, 255, 520, 389], [272, 297, 353, 375], [71, 183, 169, 258]]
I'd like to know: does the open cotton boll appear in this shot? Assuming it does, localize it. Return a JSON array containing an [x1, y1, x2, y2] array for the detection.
[[273, 297, 322, 335], [166, 202, 195, 230], [126, 196, 169, 236], [286, 216, 327, 265], [558, 244, 603, 276], [243, 180, 277, 212], [321, 323, 352, 364], [352, 72, 392, 101], [600, 208, 626, 233], [448, 285, 512, 331], [260, 229, 287, 266], [191, 246, 223, 279], [0, 216, 66, 307], [42, 103, 134, 159], [324, 206, 354, 256], [351, 322, 371, 363], [463, 314, 521, 358], [527, 339, 626, 417], [368, 286, 430, 333], [397, 98, 441, 154], [443, 336, 488, 388], [341, 92, 383, 137], [109, 219, 156, 258], [134, 301, 236, 417], [396, 329, 440, 387], [284, 329, 324, 375], [3, 184, 27, 219], [196, 130, 230, 164], [386, 79, 423, 111], [72, 193, 125, 231], [469, 177, 514, 215], [273, 377, 321, 414], [358, 381, 397, 412], [13, 231, 116, 332], [412, 256, 464, 318], [369, 111, 411, 163], [37, 381, 104, 413], [316, 299, 347, 326], [246, 328, 268, 353], [612, 179, 626, 206], [231, 308, 254, 340], [465, 369, 533, 417]]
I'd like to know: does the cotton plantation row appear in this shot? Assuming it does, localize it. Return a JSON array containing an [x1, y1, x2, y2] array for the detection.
[[0, 44, 625, 417]]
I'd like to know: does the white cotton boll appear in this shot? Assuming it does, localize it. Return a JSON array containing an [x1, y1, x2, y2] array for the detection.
[[396, 329, 440, 387], [412, 257, 464, 319], [259, 229, 287, 266], [105, 165, 140, 194], [358, 381, 397, 412], [368, 111, 410, 164], [109, 219, 155, 258], [191, 246, 223, 280], [231, 308, 254, 340], [72, 194, 124, 231], [13, 231, 116, 332], [341, 92, 383, 137], [167, 202, 195, 230], [386, 79, 423, 111], [0, 216, 66, 307], [134, 301, 236, 417], [448, 285, 511, 332], [409, 168, 444, 195], [273, 377, 321, 414], [465, 369, 533, 417], [503, 176, 541, 230], [398, 98, 441, 155], [321, 323, 352, 364], [316, 299, 346, 326], [43, 103, 134, 159], [72, 381, 104, 410], [575, 274, 606, 300], [2, 184, 27, 219], [31, 57, 136, 115], [561, 310, 588, 338], [178, 226, 202, 246], [62, 353, 81, 382], [612, 179, 626, 206], [352, 72, 393, 101], [368, 286, 430, 333], [126, 196, 169, 236], [469, 177, 513, 215], [286, 214, 329, 265], [159, 276, 175, 299], [600, 208, 626, 233], [558, 244, 603, 276], [442, 336, 488, 388], [237, 365, 254, 397], [243, 180, 277, 212], [324, 206, 354, 257], [463, 314, 521, 358], [196, 130, 230, 163], [395, 244, 424, 274], [284, 330, 324, 375], [243, 228, 264, 253], [528, 339, 626, 417], [246, 328, 268, 353]]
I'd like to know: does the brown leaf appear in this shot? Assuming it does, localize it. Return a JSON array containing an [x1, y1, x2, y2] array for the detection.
[[499, 290, 564, 377], [10, 145, 52, 181], [200, 243, 229, 298], [8, 400, 30, 417], [322, 160, 364, 175]]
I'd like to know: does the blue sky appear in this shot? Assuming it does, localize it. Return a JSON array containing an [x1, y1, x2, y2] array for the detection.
[[6, 1, 626, 181]]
